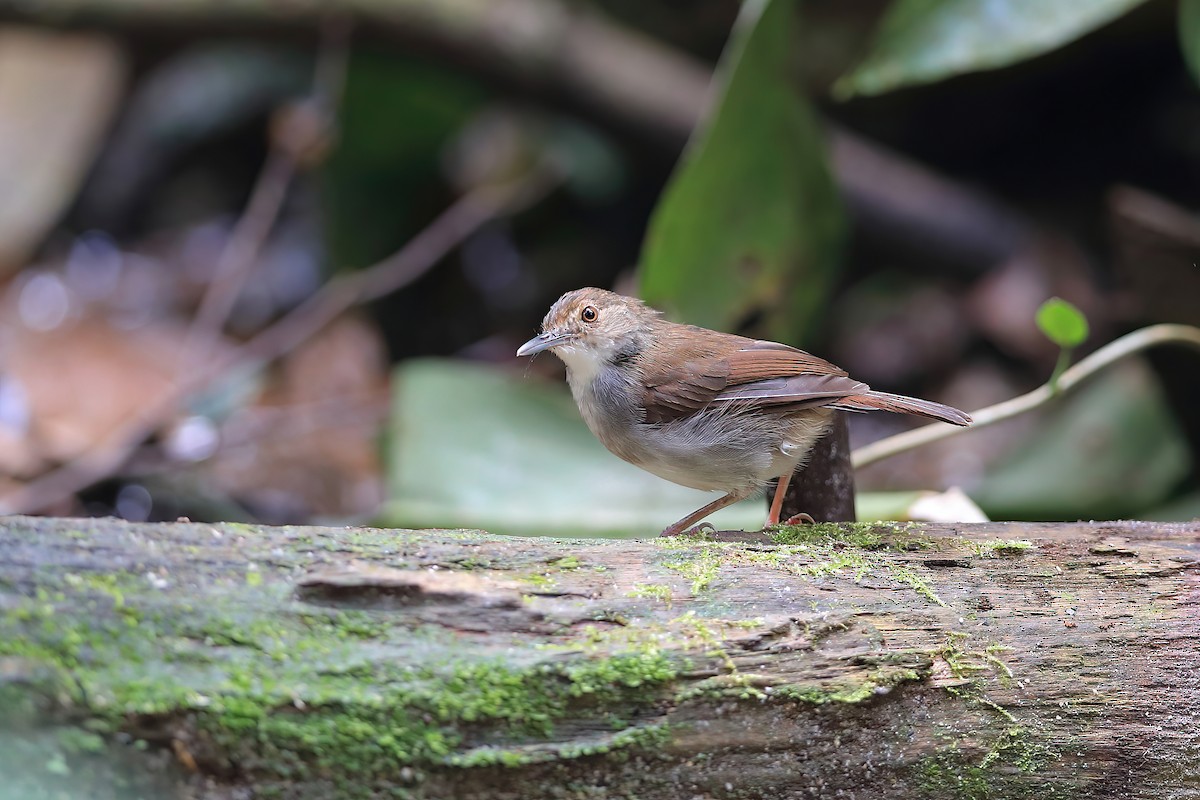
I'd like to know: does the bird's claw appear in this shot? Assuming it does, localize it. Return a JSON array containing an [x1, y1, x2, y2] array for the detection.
[[660, 522, 717, 538], [766, 512, 817, 531]]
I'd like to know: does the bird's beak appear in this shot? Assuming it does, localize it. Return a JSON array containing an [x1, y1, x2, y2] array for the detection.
[[517, 331, 573, 357]]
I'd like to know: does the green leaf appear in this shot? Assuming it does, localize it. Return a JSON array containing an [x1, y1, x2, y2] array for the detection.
[[1036, 297, 1089, 349], [637, 0, 844, 345], [384, 360, 966, 534], [837, 0, 1151, 98], [383, 360, 762, 537], [1181, 0, 1200, 85], [326, 54, 484, 270]]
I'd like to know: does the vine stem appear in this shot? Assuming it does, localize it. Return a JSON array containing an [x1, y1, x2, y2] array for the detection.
[[851, 323, 1200, 469]]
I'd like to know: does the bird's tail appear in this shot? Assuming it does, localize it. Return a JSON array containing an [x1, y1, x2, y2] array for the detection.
[[833, 391, 972, 426]]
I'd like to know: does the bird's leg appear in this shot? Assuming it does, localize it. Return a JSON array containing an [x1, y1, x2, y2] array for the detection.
[[766, 470, 794, 527], [766, 471, 816, 527], [660, 490, 750, 537]]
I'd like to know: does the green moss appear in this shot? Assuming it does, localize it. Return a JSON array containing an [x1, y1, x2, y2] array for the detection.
[[187, 651, 679, 791], [663, 546, 724, 594], [515, 554, 592, 591], [914, 629, 1064, 800], [739, 539, 945, 606], [935, 632, 1014, 683], [625, 584, 673, 602], [978, 725, 1056, 773], [2, 576, 682, 797], [918, 751, 997, 800], [771, 666, 921, 705], [446, 722, 671, 769], [56, 728, 107, 755], [972, 539, 1034, 558], [769, 521, 932, 550], [652, 527, 946, 604], [916, 730, 1068, 800], [517, 572, 556, 590]]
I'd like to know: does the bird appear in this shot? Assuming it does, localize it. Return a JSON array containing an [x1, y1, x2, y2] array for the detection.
[[517, 288, 971, 536]]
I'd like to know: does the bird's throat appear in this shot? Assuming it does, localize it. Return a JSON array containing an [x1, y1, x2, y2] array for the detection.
[[554, 345, 607, 394]]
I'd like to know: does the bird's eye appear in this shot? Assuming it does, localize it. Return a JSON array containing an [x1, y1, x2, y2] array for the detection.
[[580, 305, 599, 323]]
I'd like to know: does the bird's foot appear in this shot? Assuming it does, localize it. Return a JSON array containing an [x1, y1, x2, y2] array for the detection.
[[766, 512, 816, 531], [660, 522, 717, 538]]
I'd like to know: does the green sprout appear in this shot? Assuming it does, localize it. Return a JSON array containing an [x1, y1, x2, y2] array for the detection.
[[1035, 298, 1089, 392]]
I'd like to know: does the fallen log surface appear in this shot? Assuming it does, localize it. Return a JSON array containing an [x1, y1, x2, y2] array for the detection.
[[1, 515, 1198, 799]]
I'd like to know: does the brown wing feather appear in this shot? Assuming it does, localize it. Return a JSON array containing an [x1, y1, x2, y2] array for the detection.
[[833, 391, 972, 426], [639, 330, 864, 424], [725, 340, 849, 383]]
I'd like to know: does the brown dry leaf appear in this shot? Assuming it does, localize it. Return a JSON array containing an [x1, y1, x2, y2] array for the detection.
[[0, 427, 42, 479], [0, 28, 126, 274], [1, 315, 199, 466], [205, 314, 388, 520]]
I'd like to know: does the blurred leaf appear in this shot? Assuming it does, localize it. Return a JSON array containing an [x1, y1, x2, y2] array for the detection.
[[1181, 0, 1200, 86], [1035, 297, 1088, 349], [637, 0, 844, 345], [546, 119, 627, 203], [325, 55, 485, 270], [971, 358, 1190, 520], [1145, 489, 1200, 521], [857, 488, 989, 522], [837, 0, 1150, 98], [0, 29, 125, 273], [82, 45, 305, 228], [443, 110, 626, 202], [383, 360, 761, 537]]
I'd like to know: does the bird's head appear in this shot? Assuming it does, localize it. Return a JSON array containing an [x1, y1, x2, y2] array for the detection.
[[516, 287, 659, 376]]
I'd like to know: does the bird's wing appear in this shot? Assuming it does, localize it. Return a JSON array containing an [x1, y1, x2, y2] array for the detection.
[[640, 337, 867, 424], [714, 341, 868, 407]]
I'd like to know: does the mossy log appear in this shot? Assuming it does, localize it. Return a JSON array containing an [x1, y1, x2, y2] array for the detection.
[[1, 516, 1198, 799]]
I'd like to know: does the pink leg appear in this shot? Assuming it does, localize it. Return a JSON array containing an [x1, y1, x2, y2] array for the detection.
[[766, 470, 794, 527], [660, 490, 750, 537]]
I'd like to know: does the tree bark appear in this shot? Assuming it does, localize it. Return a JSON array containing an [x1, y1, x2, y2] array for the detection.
[[1, 515, 1197, 799]]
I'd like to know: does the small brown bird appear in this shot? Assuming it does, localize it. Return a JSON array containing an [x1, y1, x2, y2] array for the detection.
[[517, 288, 971, 536]]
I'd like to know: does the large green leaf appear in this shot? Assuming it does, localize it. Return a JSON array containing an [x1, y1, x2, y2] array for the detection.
[[1182, 0, 1200, 86], [637, 0, 843, 345], [837, 0, 1151, 98], [384, 360, 974, 535], [384, 360, 763, 537], [325, 54, 484, 270]]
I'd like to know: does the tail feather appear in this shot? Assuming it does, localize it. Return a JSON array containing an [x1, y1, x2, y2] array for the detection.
[[833, 391, 972, 426]]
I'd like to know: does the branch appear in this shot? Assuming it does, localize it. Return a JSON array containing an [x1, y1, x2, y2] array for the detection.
[[237, 164, 560, 367], [852, 323, 1200, 468], [0, 0, 1036, 273], [3, 516, 1197, 797], [0, 166, 555, 515], [182, 19, 350, 364]]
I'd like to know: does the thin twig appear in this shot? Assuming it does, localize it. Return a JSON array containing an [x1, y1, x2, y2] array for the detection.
[[0, 168, 559, 515], [237, 166, 561, 367], [851, 323, 1200, 468], [182, 148, 297, 362], [122, 396, 388, 477], [182, 20, 351, 364]]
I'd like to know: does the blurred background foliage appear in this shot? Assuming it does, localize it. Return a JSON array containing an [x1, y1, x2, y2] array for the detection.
[[0, 0, 1197, 533]]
